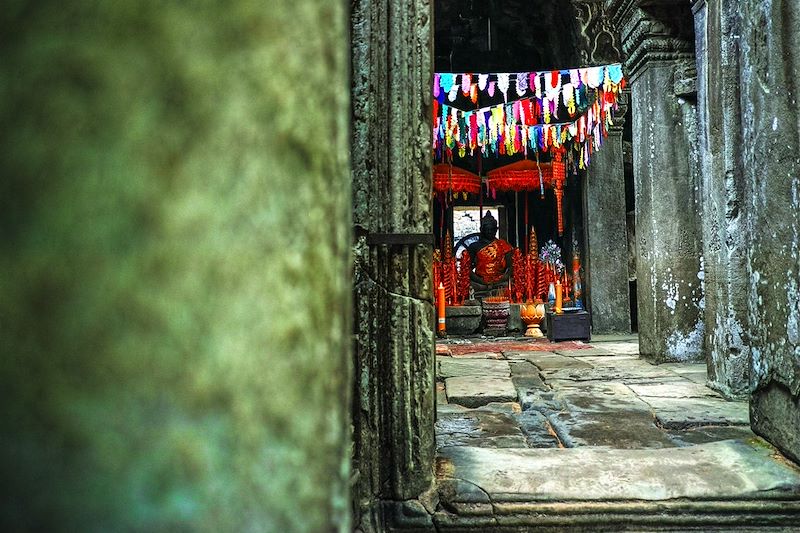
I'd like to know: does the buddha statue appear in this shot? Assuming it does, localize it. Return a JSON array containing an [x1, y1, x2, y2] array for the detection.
[[467, 212, 514, 295]]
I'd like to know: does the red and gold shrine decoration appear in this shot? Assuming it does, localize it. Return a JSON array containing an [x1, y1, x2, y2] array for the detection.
[[433, 163, 482, 197], [551, 147, 567, 236], [433, 238, 473, 307], [512, 248, 526, 303], [441, 230, 458, 304], [486, 159, 553, 195], [526, 229, 541, 302]]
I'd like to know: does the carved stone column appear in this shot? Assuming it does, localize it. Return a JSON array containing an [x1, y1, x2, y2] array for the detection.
[[738, 0, 800, 464], [350, 0, 436, 527], [607, 0, 705, 361], [585, 96, 633, 333], [692, 0, 750, 398]]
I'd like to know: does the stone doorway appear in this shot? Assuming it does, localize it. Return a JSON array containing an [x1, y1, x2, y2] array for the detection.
[[351, 0, 800, 530]]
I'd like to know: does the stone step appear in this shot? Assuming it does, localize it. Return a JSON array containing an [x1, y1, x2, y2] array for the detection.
[[430, 439, 800, 530]]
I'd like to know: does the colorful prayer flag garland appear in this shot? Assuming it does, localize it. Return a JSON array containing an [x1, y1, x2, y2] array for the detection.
[[432, 63, 626, 168]]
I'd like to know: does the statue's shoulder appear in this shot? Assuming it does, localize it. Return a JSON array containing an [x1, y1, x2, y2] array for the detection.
[[496, 239, 513, 253]]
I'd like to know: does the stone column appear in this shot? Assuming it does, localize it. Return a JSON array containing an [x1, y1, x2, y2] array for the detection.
[[351, 0, 436, 527], [692, 0, 750, 398], [738, 0, 800, 463], [608, 0, 705, 362], [586, 98, 632, 333], [0, 2, 352, 531]]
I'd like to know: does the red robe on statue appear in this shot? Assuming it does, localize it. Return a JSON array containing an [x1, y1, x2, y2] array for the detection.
[[475, 239, 513, 284]]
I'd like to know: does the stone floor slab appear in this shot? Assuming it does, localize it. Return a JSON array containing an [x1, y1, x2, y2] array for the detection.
[[541, 382, 673, 448], [555, 347, 616, 357], [508, 360, 543, 377], [436, 409, 527, 449], [438, 358, 510, 379], [659, 363, 707, 375], [446, 376, 517, 407], [589, 341, 641, 355], [436, 440, 800, 501], [436, 381, 448, 405], [683, 372, 711, 385], [581, 355, 640, 366], [526, 353, 592, 370], [667, 425, 758, 447], [628, 381, 724, 399], [450, 351, 505, 360], [642, 396, 750, 429], [548, 410, 675, 448], [503, 350, 558, 359], [541, 364, 677, 383]]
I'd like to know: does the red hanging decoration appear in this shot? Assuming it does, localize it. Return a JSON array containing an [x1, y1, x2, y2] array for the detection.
[[433, 164, 482, 196], [486, 160, 554, 192], [536, 261, 547, 301], [433, 248, 442, 302], [442, 230, 457, 305], [552, 148, 567, 236]]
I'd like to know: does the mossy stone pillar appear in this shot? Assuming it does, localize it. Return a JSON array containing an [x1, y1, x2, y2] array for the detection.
[[0, 2, 352, 531]]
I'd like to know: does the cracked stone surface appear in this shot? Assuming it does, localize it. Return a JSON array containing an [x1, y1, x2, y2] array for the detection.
[[432, 335, 800, 525], [436, 440, 800, 501], [436, 337, 756, 449]]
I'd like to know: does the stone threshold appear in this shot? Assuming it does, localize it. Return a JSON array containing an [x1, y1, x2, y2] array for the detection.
[[384, 439, 800, 531]]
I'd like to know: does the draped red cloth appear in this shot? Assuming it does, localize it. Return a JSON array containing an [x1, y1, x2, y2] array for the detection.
[[433, 164, 481, 195], [486, 160, 553, 192]]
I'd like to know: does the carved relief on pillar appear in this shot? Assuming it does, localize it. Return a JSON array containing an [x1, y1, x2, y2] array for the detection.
[[570, 0, 623, 65], [605, 0, 696, 80]]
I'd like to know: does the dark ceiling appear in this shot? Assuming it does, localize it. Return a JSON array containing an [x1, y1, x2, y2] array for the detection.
[[434, 0, 583, 73]]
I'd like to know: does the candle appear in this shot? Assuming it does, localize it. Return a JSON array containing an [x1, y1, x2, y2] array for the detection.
[[555, 280, 563, 314], [437, 283, 447, 334]]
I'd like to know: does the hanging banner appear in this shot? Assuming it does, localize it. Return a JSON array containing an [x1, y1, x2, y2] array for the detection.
[[432, 63, 625, 167]]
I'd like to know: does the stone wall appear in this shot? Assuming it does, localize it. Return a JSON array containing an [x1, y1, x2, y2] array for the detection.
[[0, 2, 352, 531], [739, 0, 800, 463], [351, 0, 436, 528]]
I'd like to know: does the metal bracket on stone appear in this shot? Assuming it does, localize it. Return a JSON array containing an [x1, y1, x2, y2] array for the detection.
[[366, 233, 434, 246]]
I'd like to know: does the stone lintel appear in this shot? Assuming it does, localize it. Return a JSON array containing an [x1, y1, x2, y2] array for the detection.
[[607, 0, 695, 81]]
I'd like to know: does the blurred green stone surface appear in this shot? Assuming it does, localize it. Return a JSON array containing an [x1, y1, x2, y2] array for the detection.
[[0, 2, 352, 531]]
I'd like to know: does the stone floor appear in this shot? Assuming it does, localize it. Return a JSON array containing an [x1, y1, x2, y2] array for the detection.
[[431, 335, 800, 530]]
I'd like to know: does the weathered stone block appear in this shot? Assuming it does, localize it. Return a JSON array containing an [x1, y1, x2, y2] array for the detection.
[[445, 305, 481, 335]]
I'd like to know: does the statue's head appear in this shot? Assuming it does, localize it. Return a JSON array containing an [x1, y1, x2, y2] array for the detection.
[[480, 212, 498, 240]]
